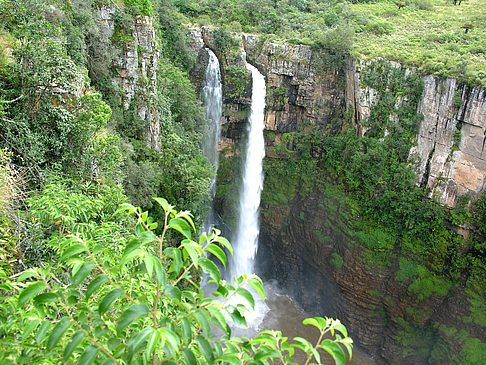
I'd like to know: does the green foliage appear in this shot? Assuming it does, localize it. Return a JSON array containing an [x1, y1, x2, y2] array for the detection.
[[449, 194, 471, 226], [0, 198, 353, 364], [225, 65, 250, 99], [457, 337, 486, 365], [351, 0, 486, 87], [156, 0, 195, 70], [213, 27, 239, 54], [312, 25, 354, 68], [331, 252, 343, 270], [472, 191, 486, 236], [124, 0, 154, 16]]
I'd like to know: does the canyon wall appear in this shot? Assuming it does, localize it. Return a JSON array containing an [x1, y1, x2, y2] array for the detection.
[[188, 28, 486, 364]]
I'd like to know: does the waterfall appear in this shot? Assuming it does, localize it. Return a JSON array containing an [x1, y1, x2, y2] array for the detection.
[[201, 48, 223, 233], [229, 63, 266, 279]]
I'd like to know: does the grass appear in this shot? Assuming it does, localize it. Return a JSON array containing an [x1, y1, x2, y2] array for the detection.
[[350, 0, 486, 86]]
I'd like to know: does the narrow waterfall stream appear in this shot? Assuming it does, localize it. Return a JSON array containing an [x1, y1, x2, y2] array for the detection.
[[200, 48, 223, 233], [229, 63, 266, 279]]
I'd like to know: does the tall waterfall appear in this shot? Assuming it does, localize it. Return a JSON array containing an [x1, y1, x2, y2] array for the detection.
[[229, 63, 266, 279], [201, 49, 223, 232]]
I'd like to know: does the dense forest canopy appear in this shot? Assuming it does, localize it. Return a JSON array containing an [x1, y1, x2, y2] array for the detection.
[[0, 0, 485, 363]]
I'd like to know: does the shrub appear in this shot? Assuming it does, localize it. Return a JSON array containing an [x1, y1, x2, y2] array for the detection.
[[0, 198, 354, 363], [331, 252, 344, 270]]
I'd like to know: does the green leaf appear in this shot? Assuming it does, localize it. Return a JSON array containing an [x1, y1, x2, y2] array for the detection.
[[36, 321, 50, 345], [181, 317, 192, 343], [165, 285, 181, 301], [294, 336, 320, 362], [153, 197, 169, 212], [199, 232, 208, 245], [47, 317, 71, 350], [236, 287, 255, 310], [248, 277, 265, 301], [205, 244, 227, 268], [127, 327, 152, 360], [138, 230, 157, 244], [98, 288, 123, 315], [114, 203, 136, 216], [207, 305, 230, 335], [181, 240, 200, 268], [229, 307, 247, 328], [77, 345, 98, 365], [60, 243, 86, 261], [183, 348, 197, 365], [18, 281, 47, 306], [159, 328, 180, 353], [340, 337, 353, 360], [17, 269, 37, 282], [169, 217, 192, 239], [22, 319, 39, 339], [199, 257, 221, 283], [85, 274, 108, 300], [70, 262, 94, 287], [194, 309, 211, 337], [120, 248, 144, 267], [153, 256, 166, 289], [320, 339, 346, 365], [197, 335, 214, 363], [63, 330, 85, 360], [144, 253, 154, 278], [303, 317, 322, 330], [33, 292, 59, 306], [214, 236, 233, 256], [216, 354, 241, 364], [332, 323, 348, 338], [116, 303, 149, 334], [170, 248, 182, 275], [176, 210, 196, 233], [145, 328, 161, 358]]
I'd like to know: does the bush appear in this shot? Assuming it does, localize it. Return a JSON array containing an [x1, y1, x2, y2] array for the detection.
[[364, 21, 394, 35], [411, 0, 434, 11]]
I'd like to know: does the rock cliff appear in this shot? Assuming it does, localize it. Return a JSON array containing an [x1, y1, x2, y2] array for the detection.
[[98, 5, 160, 150]]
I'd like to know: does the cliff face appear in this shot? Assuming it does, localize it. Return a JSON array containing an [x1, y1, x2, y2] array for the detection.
[[187, 29, 486, 364], [347, 62, 486, 208], [98, 6, 160, 150]]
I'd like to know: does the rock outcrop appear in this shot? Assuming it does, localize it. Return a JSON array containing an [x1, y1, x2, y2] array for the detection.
[[347, 62, 486, 208], [98, 6, 161, 150]]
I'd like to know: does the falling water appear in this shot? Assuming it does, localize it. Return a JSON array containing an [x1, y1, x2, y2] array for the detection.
[[200, 48, 223, 233], [229, 63, 266, 279]]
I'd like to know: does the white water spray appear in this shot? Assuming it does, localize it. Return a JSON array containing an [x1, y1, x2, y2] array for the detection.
[[201, 49, 223, 232], [229, 63, 266, 279]]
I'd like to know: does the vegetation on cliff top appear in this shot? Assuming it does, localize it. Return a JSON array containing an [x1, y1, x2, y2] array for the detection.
[[176, 0, 486, 86]]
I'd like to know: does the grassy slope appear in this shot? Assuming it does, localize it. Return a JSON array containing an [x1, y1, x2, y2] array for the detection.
[[351, 0, 486, 86]]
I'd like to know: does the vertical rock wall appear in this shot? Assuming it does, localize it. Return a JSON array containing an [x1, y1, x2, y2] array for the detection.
[[98, 5, 161, 150], [347, 61, 486, 207]]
